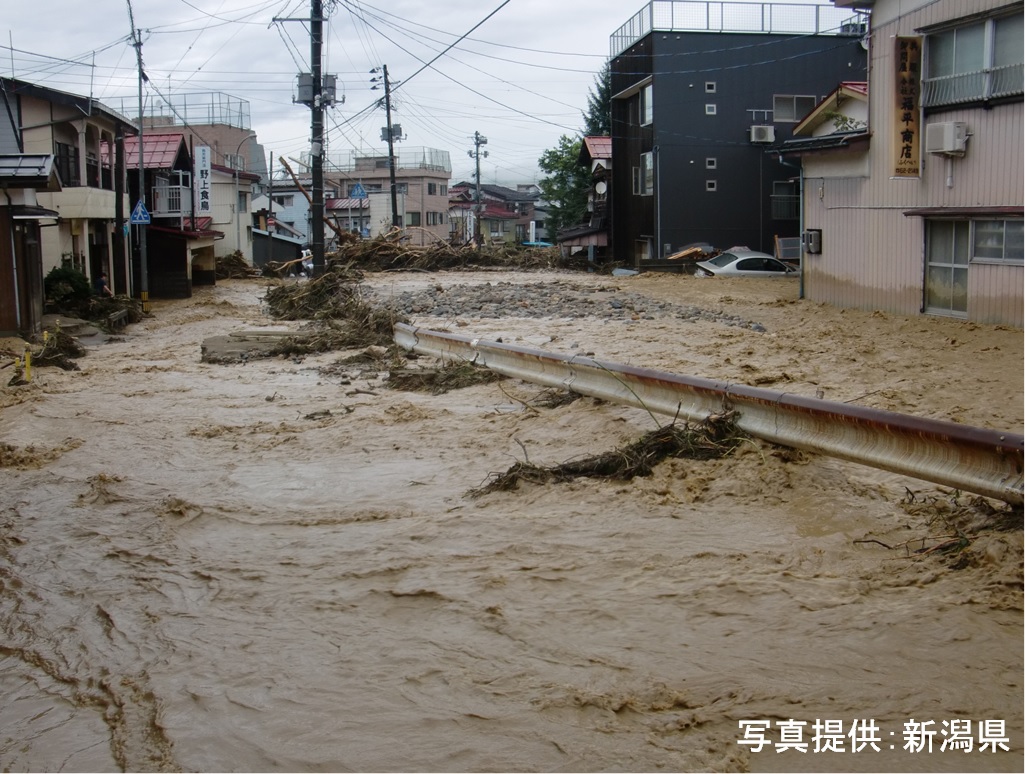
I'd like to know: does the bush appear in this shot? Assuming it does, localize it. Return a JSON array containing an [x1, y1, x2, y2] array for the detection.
[[44, 264, 92, 313]]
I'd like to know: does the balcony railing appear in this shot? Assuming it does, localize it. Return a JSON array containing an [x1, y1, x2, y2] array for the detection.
[[151, 184, 194, 217], [611, 1, 866, 57], [771, 194, 799, 220], [922, 63, 1024, 107]]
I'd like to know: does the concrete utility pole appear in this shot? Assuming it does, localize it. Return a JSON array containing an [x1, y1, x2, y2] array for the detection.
[[127, 5, 149, 311], [469, 131, 488, 245], [372, 65, 401, 229], [310, 0, 325, 276]]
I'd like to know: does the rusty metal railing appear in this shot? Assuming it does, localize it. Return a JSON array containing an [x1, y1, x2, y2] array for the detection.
[[394, 322, 1024, 505]]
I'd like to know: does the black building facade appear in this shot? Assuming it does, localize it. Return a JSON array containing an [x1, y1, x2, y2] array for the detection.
[[609, 2, 868, 267]]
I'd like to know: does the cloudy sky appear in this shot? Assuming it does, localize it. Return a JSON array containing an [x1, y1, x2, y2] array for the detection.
[[4, 0, 633, 184]]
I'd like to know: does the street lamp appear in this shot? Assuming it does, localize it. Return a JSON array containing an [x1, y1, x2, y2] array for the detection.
[[234, 132, 256, 258]]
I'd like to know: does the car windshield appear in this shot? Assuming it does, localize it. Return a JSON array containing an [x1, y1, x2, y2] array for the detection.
[[706, 252, 740, 267]]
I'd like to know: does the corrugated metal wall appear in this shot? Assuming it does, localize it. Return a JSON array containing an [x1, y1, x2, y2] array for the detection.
[[803, 0, 1023, 327]]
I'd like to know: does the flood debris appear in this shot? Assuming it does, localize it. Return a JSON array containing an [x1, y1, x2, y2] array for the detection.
[[198, 268, 408, 364], [387, 360, 502, 394], [470, 412, 748, 497], [216, 252, 262, 279], [855, 491, 1022, 567]]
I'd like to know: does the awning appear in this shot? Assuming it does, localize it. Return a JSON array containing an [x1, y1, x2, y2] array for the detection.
[[903, 206, 1024, 218], [9, 204, 60, 220]]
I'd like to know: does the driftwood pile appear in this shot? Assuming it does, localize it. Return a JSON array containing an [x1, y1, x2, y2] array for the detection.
[[470, 413, 748, 497], [216, 252, 262, 279], [263, 264, 406, 353]]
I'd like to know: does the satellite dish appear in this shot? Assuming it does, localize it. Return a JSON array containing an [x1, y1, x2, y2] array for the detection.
[[595, 181, 607, 195]]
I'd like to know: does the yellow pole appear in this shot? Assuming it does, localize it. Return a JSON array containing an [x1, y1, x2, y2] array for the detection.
[[22, 346, 31, 382]]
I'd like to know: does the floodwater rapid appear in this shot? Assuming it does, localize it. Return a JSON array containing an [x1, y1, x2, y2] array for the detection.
[[1, 273, 1021, 772]]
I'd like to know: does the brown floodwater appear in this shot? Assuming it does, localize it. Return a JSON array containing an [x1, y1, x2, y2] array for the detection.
[[1, 273, 1020, 772]]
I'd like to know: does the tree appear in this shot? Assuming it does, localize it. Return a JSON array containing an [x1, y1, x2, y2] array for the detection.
[[584, 62, 612, 136], [536, 63, 612, 237], [537, 135, 589, 237]]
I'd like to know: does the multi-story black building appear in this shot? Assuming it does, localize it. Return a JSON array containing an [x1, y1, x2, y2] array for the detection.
[[609, 1, 868, 267]]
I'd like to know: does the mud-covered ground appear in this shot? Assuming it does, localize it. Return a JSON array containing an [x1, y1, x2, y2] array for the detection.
[[1, 269, 1021, 772]]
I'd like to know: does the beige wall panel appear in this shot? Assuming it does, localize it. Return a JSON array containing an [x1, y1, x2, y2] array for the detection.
[[970, 264, 1025, 326]]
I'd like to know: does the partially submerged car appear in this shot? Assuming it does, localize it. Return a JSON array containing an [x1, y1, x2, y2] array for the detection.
[[695, 249, 797, 277]]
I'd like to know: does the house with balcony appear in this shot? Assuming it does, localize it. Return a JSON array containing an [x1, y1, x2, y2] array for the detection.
[[318, 147, 452, 245], [778, 0, 1022, 326], [123, 133, 223, 297], [0, 77, 137, 298], [608, 1, 868, 268]]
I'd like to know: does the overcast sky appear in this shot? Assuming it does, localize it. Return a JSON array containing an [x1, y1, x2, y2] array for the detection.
[[3, 0, 634, 185]]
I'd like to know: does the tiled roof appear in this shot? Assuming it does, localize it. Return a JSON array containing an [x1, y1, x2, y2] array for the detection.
[[123, 133, 187, 170]]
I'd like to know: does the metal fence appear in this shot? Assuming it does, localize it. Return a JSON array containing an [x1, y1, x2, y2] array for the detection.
[[611, 1, 867, 57]]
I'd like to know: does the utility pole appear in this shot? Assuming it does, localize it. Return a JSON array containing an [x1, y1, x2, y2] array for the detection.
[[310, 0, 325, 276], [468, 131, 488, 246], [275, 2, 336, 272], [127, 4, 149, 311], [372, 65, 401, 229]]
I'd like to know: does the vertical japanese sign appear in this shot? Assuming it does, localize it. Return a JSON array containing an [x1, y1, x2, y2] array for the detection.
[[894, 36, 922, 178], [195, 146, 212, 214]]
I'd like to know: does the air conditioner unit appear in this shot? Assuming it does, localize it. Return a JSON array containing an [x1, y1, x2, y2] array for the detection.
[[925, 122, 968, 155], [750, 125, 775, 144]]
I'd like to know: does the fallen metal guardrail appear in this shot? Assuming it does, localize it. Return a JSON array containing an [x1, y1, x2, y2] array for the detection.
[[394, 322, 1024, 505]]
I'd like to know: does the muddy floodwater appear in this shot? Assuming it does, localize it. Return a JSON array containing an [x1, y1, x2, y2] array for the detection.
[[1, 270, 1021, 772]]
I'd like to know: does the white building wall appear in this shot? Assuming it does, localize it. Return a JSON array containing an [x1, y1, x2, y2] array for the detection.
[[804, 0, 1023, 326]]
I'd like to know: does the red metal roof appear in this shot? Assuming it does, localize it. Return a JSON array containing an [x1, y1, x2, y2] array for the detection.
[[582, 136, 612, 160], [840, 81, 868, 96], [123, 133, 187, 170]]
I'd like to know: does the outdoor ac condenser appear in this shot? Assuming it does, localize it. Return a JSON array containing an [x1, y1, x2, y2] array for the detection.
[[750, 125, 775, 143], [924, 122, 968, 155]]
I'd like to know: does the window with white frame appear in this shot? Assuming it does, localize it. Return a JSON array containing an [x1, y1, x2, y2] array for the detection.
[[706, 157, 717, 169], [923, 11, 1024, 107], [705, 104, 717, 115], [706, 180, 717, 192], [773, 94, 817, 122], [972, 219, 1024, 263], [641, 83, 653, 126], [705, 81, 717, 93]]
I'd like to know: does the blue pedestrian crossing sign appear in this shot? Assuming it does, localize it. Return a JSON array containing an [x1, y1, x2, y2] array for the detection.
[[350, 183, 367, 199], [130, 199, 151, 225]]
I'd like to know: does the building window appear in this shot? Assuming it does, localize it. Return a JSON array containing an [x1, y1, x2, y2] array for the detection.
[[641, 83, 653, 126], [705, 157, 717, 169], [440, 184, 448, 196], [706, 180, 717, 192], [923, 12, 1024, 107], [773, 94, 817, 122], [427, 182, 437, 195], [633, 152, 653, 196], [771, 181, 799, 219], [705, 104, 717, 115], [925, 220, 969, 316], [54, 141, 80, 187], [705, 81, 717, 93], [406, 212, 421, 227], [273, 194, 294, 208], [395, 183, 408, 194], [972, 219, 1024, 264]]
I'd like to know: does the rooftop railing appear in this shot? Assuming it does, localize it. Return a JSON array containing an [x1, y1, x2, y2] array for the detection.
[[311, 147, 453, 175], [611, 1, 868, 57]]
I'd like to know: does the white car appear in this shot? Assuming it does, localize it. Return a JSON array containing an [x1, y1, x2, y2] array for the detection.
[[695, 249, 797, 277]]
